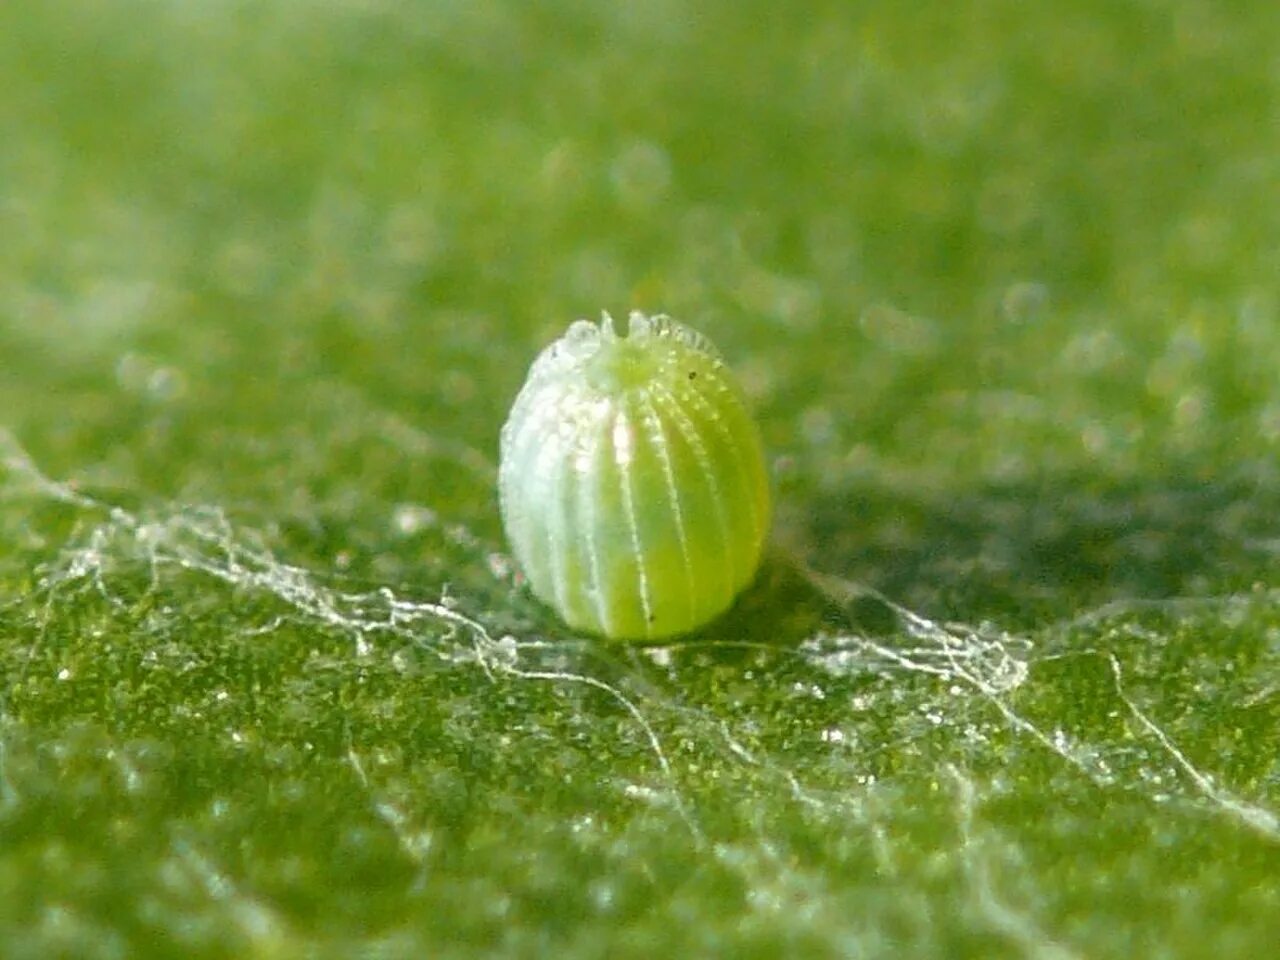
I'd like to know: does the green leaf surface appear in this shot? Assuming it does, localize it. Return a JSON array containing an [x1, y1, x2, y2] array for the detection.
[[2, 2, 1278, 957]]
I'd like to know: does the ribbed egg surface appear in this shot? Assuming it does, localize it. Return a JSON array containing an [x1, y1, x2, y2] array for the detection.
[[499, 312, 771, 640]]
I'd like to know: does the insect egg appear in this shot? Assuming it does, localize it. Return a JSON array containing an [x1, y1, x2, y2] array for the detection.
[[498, 311, 771, 640]]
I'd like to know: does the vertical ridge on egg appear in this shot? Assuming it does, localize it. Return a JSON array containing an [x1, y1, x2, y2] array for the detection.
[[499, 311, 770, 640]]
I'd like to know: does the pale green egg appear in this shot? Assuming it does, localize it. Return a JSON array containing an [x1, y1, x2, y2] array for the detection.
[[499, 311, 771, 640]]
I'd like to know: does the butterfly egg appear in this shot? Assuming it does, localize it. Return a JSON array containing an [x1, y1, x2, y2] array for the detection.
[[499, 311, 771, 640]]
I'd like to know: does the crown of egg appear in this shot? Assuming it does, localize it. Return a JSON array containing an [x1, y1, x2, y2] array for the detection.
[[499, 312, 770, 640]]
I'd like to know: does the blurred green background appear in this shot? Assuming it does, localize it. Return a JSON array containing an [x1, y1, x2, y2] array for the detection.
[[2, 1, 1278, 957]]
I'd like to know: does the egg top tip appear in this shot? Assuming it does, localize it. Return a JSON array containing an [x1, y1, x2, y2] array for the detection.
[[526, 311, 723, 398]]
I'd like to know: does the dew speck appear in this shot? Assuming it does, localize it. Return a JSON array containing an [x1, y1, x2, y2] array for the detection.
[[590, 879, 617, 911], [1001, 280, 1049, 325], [441, 370, 477, 405], [609, 139, 672, 209], [1172, 389, 1208, 434], [644, 646, 673, 668], [977, 174, 1040, 235], [539, 140, 586, 197], [488, 635, 519, 670], [1080, 421, 1114, 457], [1063, 328, 1126, 374], [393, 504, 439, 537], [800, 406, 835, 447], [622, 782, 661, 803], [383, 203, 445, 268], [859, 302, 938, 355], [737, 269, 821, 330], [486, 552, 513, 580], [213, 236, 275, 297], [116, 353, 187, 402], [1237, 290, 1275, 340], [1258, 403, 1280, 442]]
